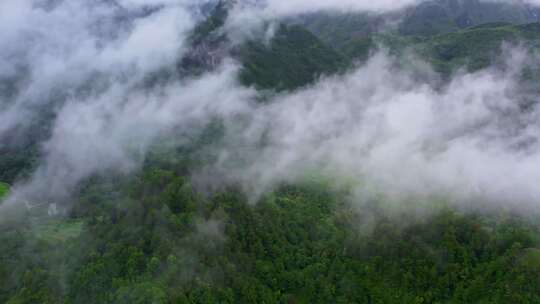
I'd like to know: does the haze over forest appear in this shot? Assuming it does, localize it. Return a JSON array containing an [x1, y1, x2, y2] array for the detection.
[[1, 0, 540, 303]]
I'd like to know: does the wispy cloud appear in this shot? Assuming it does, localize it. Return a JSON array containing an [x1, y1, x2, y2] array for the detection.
[[1, 0, 540, 218]]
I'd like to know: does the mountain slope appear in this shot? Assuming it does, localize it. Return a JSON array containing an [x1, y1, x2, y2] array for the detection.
[[335, 22, 540, 76], [2, 2, 540, 304], [180, 2, 349, 92], [400, 22, 540, 74], [238, 24, 348, 91], [296, 0, 540, 46], [400, 0, 540, 36]]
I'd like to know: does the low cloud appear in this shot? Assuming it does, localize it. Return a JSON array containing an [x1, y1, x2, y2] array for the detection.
[[6, 62, 254, 204], [2, 0, 540, 218], [203, 49, 540, 211], [0, 0, 193, 137], [224, 0, 417, 42], [0, 0, 230, 208]]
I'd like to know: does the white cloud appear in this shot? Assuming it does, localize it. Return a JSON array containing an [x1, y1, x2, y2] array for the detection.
[[0, 0, 194, 137], [2, 0, 540, 217], [201, 50, 540, 210]]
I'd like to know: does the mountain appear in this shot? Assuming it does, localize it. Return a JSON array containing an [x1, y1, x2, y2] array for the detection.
[[179, 0, 231, 74], [2, 1, 540, 303], [181, 2, 348, 92], [291, 12, 384, 48], [294, 0, 540, 47], [238, 24, 348, 91], [297, 17, 540, 77], [400, 0, 540, 36], [183, 1, 540, 91], [415, 22, 540, 72]]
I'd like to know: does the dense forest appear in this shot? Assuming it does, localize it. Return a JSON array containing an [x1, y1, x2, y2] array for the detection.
[[2, 0, 540, 303], [2, 165, 540, 303]]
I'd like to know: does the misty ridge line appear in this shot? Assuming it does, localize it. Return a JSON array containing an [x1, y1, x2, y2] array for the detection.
[[1, 0, 540, 216], [9, 49, 538, 213], [203, 48, 540, 207]]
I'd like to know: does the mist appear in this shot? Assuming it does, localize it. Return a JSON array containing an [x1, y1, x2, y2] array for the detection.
[[1, 0, 540, 218], [0, 0, 211, 204], [206, 49, 540, 211]]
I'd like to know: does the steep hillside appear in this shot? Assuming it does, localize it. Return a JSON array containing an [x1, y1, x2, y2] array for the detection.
[[180, 2, 349, 92], [401, 0, 540, 36], [238, 24, 348, 91], [418, 22, 540, 72], [0, 3, 347, 190], [2, 172, 540, 303], [337, 22, 540, 76], [2, 2, 540, 303], [292, 12, 384, 49], [296, 0, 540, 47]]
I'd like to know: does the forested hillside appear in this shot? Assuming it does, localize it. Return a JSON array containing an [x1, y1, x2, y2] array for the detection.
[[238, 24, 348, 91], [2, 167, 540, 303], [399, 0, 540, 36], [2, 1, 540, 303], [295, 0, 540, 45], [319, 21, 540, 77]]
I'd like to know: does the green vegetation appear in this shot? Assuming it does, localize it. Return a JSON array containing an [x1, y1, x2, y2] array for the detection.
[[296, 0, 540, 46], [399, 0, 540, 36], [33, 219, 85, 243], [189, 0, 229, 46], [238, 18, 540, 90], [415, 22, 540, 73], [332, 22, 540, 76], [1, 168, 539, 303], [520, 248, 540, 270], [293, 12, 381, 49], [3, 4, 540, 303], [239, 24, 348, 91], [295, 10, 540, 77], [0, 182, 9, 200]]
